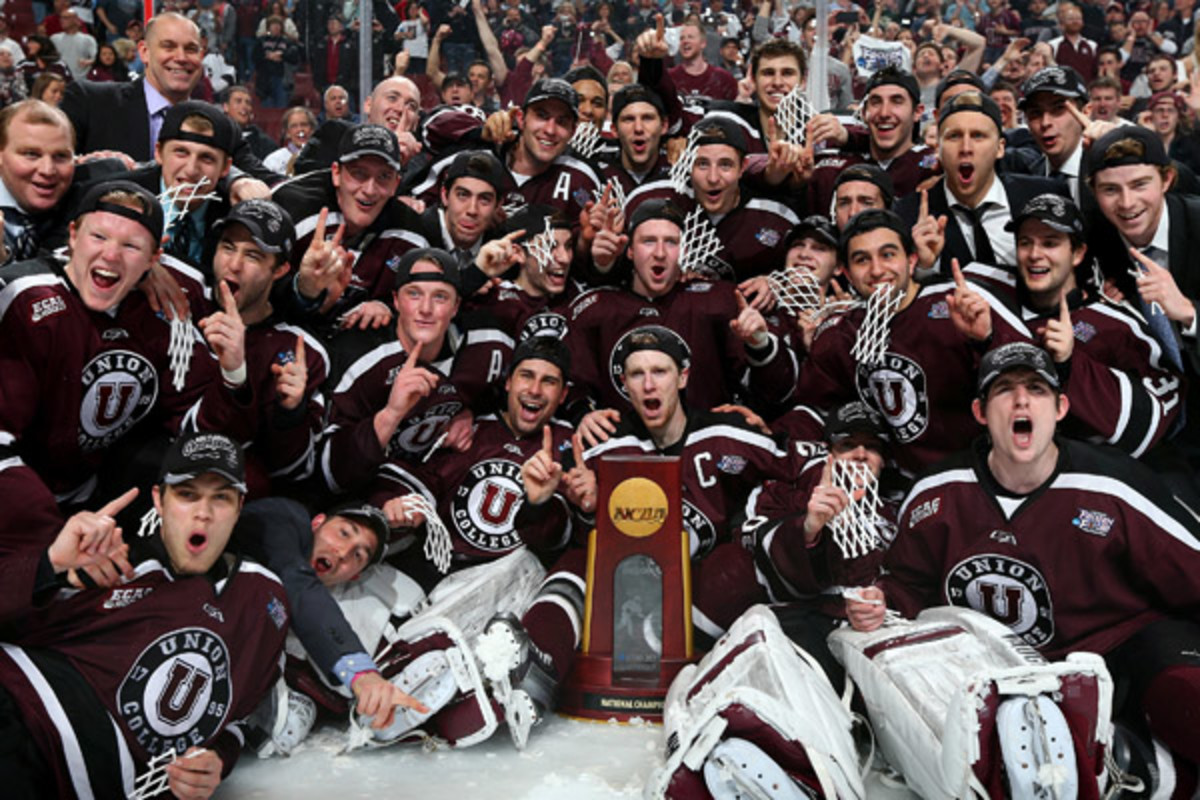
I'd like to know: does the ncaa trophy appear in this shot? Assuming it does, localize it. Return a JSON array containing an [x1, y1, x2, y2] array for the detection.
[[559, 456, 693, 721]]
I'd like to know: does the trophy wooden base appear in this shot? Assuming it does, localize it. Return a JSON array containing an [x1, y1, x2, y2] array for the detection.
[[558, 653, 692, 722]]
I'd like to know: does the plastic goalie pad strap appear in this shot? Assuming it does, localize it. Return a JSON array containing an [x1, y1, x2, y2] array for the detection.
[[350, 548, 548, 749], [646, 605, 866, 800], [827, 606, 1113, 800]]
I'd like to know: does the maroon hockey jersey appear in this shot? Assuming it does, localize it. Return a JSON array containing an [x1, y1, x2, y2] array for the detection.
[[0, 258, 255, 542], [565, 281, 799, 416], [795, 278, 1032, 475], [463, 278, 580, 342], [0, 553, 288, 798], [370, 414, 577, 571], [668, 63, 739, 105], [807, 143, 939, 216], [880, 437, 1200, 659]]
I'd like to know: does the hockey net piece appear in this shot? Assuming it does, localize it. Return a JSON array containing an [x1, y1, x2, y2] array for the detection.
[[828, 459, 882, 560], [774, 86, 816, 146], [669, 126, 704, 195], [766, 267, 823, 315], [679, 207, 723, 280], [167, 314, 193, 393], [399, 493, 454, 575], [526, 217, 557, 275], [568, 120, 602, 159], [592, 176, 628, 214], [131, 748, 207, 800], [851, 285, 901, 367]]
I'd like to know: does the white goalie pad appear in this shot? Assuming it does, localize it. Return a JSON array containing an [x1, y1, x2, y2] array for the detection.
[[350, 549, 548, 750], [828, 606, 1113, 800], [646, 605, 865, 800]]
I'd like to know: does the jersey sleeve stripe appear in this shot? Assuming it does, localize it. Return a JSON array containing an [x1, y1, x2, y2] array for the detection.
[[898, 468, 978, 521], [0, 273, 67, 323], [685, 424, 790, 458], [744, 198, 801, 225], [333, 341, 406, 394], [293, 210, 346, 241]]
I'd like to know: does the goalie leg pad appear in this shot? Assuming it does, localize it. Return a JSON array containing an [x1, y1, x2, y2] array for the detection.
[[703, 738, 813, 800], [996, 695, 1078, 800], [648, 606, 864, 800], [245, 678, 318, 758], [357, 650, 459, 746]]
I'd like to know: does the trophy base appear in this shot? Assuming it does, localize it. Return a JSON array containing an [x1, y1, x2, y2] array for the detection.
[[558, 653, 692, 722]]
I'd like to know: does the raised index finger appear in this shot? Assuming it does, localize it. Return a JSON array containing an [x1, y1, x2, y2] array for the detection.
[[1065, 101, 1092, 130], [655, 12, 664, 39], [404, 341, 422, 369], [315, 206, 329, 243], [542, 424, 554, 456], [951, 257, 967, 289], [1059, 291, 1071, 322], [919, 188, 929, 220], [1128, 245, 1157, 272], [219, 280, 240, 317], [502, 228, 527, 244], [97, 486, 140, 517], [294, 334, 306, 367], [572, 431, 585, 465]]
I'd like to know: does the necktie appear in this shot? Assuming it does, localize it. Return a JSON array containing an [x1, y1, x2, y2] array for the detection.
[[171, 215, 197, 263], [4, 206, 36, 262], [1137, 246, 1184, 373], [960, 203, 996, 265]]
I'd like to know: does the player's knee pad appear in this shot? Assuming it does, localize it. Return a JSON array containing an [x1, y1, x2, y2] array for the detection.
[[647, 605, 866, 800], [828, 606, 1113, 800]]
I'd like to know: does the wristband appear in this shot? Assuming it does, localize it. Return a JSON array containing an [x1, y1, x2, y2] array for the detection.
[[221, 363, 247, 387]]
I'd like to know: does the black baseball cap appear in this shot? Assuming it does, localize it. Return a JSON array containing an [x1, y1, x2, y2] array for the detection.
[[523, 78, 579, 115], [937, 90, 1003, 132], [1018, 66, 1087, 109], [785, 215, 838, 249], [564, 65, 607, 90], [443, 150, 513, 194], [692, 116, 749, 154], [393, 247, 461, 293], [825, 401, 889, 444], [74, 180, 164, 243], [161, 100, 239, 155], [833, 163, 895, 208], [1005, 193, 1085, 238], [935, 69, 985, 109], [977, 342, 1061, 398], [213, 199, 296, 256], [337, 123, 403, 171], [504, 203, 570, 244], [611, 84, 666, 120], [509, 334, 571, 381], [865, 65, 920, 105], [326, 501, 390, 565], [613, 325, 692, 371], [159, 431, 248, 494], [628, 197, 686, 235], [441, 72, 470, 90], [1086, 126, 1170, 175]]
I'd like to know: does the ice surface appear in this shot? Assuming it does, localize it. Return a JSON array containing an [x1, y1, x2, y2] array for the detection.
[[221, 714, 919, 798]]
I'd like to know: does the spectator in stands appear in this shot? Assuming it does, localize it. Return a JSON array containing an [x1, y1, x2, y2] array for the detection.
[[315, 15, 358, 103], [0, 50, 27, 107], [87, 43, 130, 82], [669, 20, 738, 104], [1049, 2, 1098, 80], [1147, 90, 1200, 173], [256, 1, 300, 42], [322, 84, 357, 123], [0, 20, 24, 67], [41, 0, 88, 38], [255, 15, 300, 108], [113, 36, 141, 77], [429, 0, 483, 77], [222, 84, 277, 159], [18, 36, 69, 95], [265, 106, 317, 175], [96, 0, 143, 45], [396, 2, 430, 74], [1088, 75, 1127, 121], [980, 0, 1021, 62], [439, 73, 474, 106], [30, 73, 66, 106]]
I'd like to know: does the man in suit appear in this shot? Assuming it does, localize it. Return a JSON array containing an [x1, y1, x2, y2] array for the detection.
[[0, 100, 74, 265], [897, 91, 1066, 277], [1086, 126, 1200, 488], [60, 11, 275, 183]]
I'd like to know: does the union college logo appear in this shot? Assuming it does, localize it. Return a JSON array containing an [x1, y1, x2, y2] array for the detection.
[[388, 401, 461, 457], [944, 554, 1055, 647], [117, 628, 232, 757], [519, 311, 567, 342], [855, 353, 929, 443], [79, 349, 159, 452], [452, 458, 526, 552]]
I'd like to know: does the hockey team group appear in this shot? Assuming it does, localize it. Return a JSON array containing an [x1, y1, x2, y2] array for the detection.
[[0, 8, 1198, 800]]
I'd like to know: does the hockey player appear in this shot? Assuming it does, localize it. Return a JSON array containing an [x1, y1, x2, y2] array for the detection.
[[320, 247, 509, 495], [191, 199, 330, 497], [0, 181, 257, 547], [848, 342, 1200, 794], [795, 207, 1033, 475], [271, 123, 427, 331], [831, 163, 896, 229], [0, 431, 289, 799], [573, 198, 798, 417], [421, 149, 510, 260], [598, 84, 670, 197], [476, 325, 806, 746], [463, 205, 578, 343], [808, 67, 938, 215], [1001, 193, 1182, 455]]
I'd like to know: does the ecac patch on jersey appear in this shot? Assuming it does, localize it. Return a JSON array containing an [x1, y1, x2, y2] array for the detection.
[[716, 455, 747, 474]]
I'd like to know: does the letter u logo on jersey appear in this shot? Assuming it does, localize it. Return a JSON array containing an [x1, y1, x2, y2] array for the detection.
[[478, 482, 520, 525], [156, 661, 211, 724], [94, 381, 137, 427], [977, 582, 1024, 626]]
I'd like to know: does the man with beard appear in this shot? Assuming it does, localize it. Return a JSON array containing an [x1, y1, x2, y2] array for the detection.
[[293, 75, 424, 174]]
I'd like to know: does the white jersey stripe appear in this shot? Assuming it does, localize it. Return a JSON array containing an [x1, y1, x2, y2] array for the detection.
[[898, 468, 978, 521], [1109, 369, 1132, 446], [685, 424, 790, 458], [1052, 472, 1200, 550], [333, 340, 407, 394], [3, 644, 96, 800], [0, 273, 67, 323]]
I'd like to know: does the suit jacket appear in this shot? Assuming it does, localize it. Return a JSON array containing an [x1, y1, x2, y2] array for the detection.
[[896, 172, 1069, 277], [61, 77, 279, 183]]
